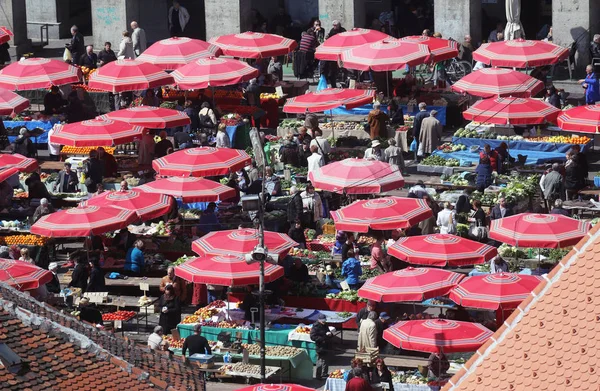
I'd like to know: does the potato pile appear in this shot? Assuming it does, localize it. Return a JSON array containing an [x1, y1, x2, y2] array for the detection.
[[242, 343, 302, 358]]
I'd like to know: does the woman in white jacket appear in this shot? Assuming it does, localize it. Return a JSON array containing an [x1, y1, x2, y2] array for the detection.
[[117, 31, 134, 59]]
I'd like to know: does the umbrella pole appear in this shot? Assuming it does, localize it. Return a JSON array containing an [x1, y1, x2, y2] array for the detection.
[[386, 71, 389, 98]]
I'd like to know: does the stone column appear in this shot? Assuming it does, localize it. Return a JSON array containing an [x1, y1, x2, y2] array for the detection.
[[204, 0, 251, 40], [91, 0, 141, 49], [553, 0, 600, 76], [0, 0, 31, 58], [318, 0, 366, 31], [434, 0, 481, 45], [25, 0, 60, 39]]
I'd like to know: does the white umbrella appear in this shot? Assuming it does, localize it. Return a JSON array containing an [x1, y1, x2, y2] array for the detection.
[[504, 0, 525, 40]]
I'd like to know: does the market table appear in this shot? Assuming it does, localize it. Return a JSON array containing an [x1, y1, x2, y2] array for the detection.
[[5, 118, 60, 144], [451, 137, 593, 154], [324, 377, 443, 391], [431, 148, 565, 166], [177, 324, 320, 363], [331, 104, 447, 126]]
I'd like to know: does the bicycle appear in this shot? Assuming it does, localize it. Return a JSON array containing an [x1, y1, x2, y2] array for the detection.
[[446, 57, 472, 83]]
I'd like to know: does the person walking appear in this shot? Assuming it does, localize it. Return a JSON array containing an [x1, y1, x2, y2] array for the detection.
[[579, 64, 600, 105], [358, 311, 378, 351], [367, 102, 389, 139], [130, 21, 147, 57], [418, 110, 442, 157], [384, 138, 404, 173], [168, 1, 190, 37], [310, 314, 333, 380], [412, 102, 428, 161], [437, 202, 456, 234], [541, 163, 564, 203], [68, 25, 85, 65], [117, 31, 134, 59]]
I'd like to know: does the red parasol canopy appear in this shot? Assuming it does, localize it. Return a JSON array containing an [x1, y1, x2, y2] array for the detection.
[[0, 27, 13, 45], [209, 32, 297, 59], [100, 106, 191, 129], [235, 385, 316, 391], [174, 254, 284, 286], [557, 104, 600, 133], [0, 259, 53, 291], [399, 36, 459, 62], [137, 37, 222, 70], [308, 158, 404, 194], [152, 147, 251, 177], [383, 319, 493, 353], [357, 267, 464, 303], [340, 40, 430, 71], [88, 59, 174, 93], [0, 88, 29, 115], [81, 190, 174, 221], [462, 97, 561, 125], [315, 28, 391, 61], [330, 197, 432, 233], [389, 234, 498, 267], [473, 39, 569, 68], [30, 205, 137, 237], [489, 213, 590, 248], [449, 273, 543, 310], [0, 153, 38, 172], [137, 177, 236, 203], [0, 167, 18, 183], [172, 57, 259, 90], [0, 58, 81, 91], [451, 68, 545, 98], [283, 88, 375, 113], [49, 118, 146, 147], [192, 229, 298, 257]]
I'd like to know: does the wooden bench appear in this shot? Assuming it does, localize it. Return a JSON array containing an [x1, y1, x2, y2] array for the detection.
[[381, 354, 429, 370]]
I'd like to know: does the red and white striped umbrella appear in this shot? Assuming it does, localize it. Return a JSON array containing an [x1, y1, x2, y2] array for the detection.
[[383, 319, 493, 353], [557, 104, 600, 133], [389, 234, 498, 267], [0, 153, 38, 172], [451, 68, 545, 98], [308, 158, 404, 194], [316, 28, 391, 61], [0, 27, 13, 45], [358, 267, 464, 303], [88, 59, 174, 93], [137, 177, 236, 203], [399, 36, 459, 62], [175, 254, 284, 286], [341, 40, 430, 71], [172, 57, 259, 90], [283, 88, 375, 113], [0, 88, 29, 115], [489, 213, 590, 248], [49, 118, 146, 147], [0, 259, 53, 291], [30, 205, 137, 237], [152, 147, 251, 177], [100, 106, 191, 129], [473, 39, 569, 68], [81, 190, 175, 221], [449, 273, 543, 310], [210, 32, 297, 59], [330, 197, 432, 233], [0, 167, 18, 183], [0, 58, 81, 91], [235, 385, 316, 391], [192, 229, 297, 257], [137, 37, 222, 70], [462, 97, 561, 125]]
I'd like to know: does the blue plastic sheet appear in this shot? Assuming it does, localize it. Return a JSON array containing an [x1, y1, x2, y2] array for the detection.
[[452, 137, 593, 154], [331, 104, 447, 125], [5, 119, 59, 144], [432, 148, 566, 165]]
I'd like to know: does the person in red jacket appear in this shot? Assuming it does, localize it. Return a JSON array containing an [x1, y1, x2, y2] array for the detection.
[[345, 368, 373, 391], [480, 144, 500, 172]]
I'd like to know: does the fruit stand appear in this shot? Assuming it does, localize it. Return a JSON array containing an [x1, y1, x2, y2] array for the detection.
[[4, 116, 62, 144], [325, 372, 447, 391]]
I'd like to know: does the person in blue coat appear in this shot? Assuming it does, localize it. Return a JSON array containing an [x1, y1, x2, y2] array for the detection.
[[341, 250, 362, 290], [125, 239, 145, 274], [580, 65, 600, 105], [475, 156, 493, 192]]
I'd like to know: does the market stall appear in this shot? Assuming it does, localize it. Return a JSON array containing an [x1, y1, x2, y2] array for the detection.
[[324, 376, 446, 391]]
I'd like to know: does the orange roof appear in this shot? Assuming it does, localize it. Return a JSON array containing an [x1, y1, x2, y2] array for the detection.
[[443, 223, 600, 391]]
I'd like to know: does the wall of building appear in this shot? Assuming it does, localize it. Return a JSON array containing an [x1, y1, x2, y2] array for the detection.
[[0, 0, 30, 57], [434, 0, 481, 44], [204, 0, 243, 38], [25, 0, 59, 39], [91, 0, 131, 49]]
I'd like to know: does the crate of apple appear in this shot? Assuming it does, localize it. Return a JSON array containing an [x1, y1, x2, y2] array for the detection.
[[102, 310, 136, 322]]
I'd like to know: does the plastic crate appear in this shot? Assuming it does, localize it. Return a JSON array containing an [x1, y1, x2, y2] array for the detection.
[[322, 223, 336, 235]]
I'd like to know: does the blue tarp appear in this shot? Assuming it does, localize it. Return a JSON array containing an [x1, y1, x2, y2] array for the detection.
[[5, 119, 59, 144], [330, 104, 447, 125], [452, 137, 593, 154], [432, 148, 566, 166]]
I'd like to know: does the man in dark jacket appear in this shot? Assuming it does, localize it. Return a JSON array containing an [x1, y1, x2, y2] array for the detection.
[[310, 314, 333, 380], [54, 163, 78, 193], [79, 45, 98, 69], [182, 324, 212, 356], [356, 301, 377, 329], [98, 42, 117, 66], [86, 258, 106, 292], [84, 149, 104, 193], [46, 262, 61, 293], [412, 102, 429, 160], [489, 197, 514, 220], [326, 20, 346, 39], [68, 257, 89, 293], [455, 190, 472, 215], [287, 187, 303, 225], [68, 25, 85, 65]]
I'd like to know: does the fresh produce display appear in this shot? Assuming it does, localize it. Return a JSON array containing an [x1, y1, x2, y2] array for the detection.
[[421, 155, 459, 167], [181, 315, 200, 324], [102, 310, 136, 322], [211, 89, 243, 99], [293, 326, 311, 334], [279, 119, 304, 129], [72, 83, 106, 93], [41, 172, 58, 183], [79, 66, 97, 80], [163, 335, 184, 349], [0, 235, 48, 246], [328, 149, 363, 161], [220, 113, 244, 126], [260, 93, 281, 99], [194, 307, 220, 319], [440, 173, 473, 186], [321, 121, 365, 132], [357, 236, 377, 246], [524, 135, 591, 144], [242, 344, 302, 358], [316, 234, 336, 244], [221, 362, 278, 377], [325, 290, 365, 303], [138, 295, 153, 306], [52, 191, 88, 199], [61, 146, 115, 155], [13, 189, 28, 199], [337, 311, 352, 318], [328, 369, 345, 379], [392, 372, 429, 385], [437, 142, 467, 153], [114, 142, 138, 154]]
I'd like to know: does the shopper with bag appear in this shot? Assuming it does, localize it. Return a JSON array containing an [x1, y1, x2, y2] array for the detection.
[[436, 202, 456, 234], [67, 25, 85, 65], [412, 102, 429, 161]]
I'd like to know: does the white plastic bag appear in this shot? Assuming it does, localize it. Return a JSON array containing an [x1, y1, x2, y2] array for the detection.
[[417, 142, 424, 157], [63, 47, 72, 62]]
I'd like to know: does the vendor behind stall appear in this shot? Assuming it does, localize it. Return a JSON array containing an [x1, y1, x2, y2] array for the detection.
[[69, 257, 89, 293], [287, 220, 306, 249], [160, 266, 187, 302], [98, 147, 118, 178], [33, 198, 54, 222], [197, 202, 221, 234], [78, 297, 103, 326], [87, 257, 106, 292], [125, 239, 145, 275], [288, 258, 309, 283], [182, 323, 212, 356], [54, 163, 78, 193], [43, 85, 65, 115], [240, 285, 258, 322]]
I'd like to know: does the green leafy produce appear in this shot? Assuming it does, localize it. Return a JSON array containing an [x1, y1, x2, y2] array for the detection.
[[280, 119, 304, 129], [325, 290, 366, 302]]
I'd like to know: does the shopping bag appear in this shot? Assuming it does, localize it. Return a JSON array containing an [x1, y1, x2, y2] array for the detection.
[[417, 142, 424, 157], [409, 138, 417, 152], [317, 74, 328, 91], [63, 47, 72, 62]]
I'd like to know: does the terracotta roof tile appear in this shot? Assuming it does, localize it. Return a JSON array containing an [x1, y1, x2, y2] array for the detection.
[[444, 227, 600, 391]]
